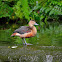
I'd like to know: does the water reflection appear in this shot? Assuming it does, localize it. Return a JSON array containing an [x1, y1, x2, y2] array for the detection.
[[0, 45, 62, 62]]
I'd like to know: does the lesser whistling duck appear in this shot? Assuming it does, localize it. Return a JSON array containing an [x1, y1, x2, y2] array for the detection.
[[11, 20, 38, 45]]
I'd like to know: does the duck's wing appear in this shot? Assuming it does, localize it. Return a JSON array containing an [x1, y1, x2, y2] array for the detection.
[[13, 26, 31, 34]]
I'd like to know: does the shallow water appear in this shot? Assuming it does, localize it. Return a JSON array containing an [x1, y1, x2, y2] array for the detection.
[[0, 45, 62, 62]]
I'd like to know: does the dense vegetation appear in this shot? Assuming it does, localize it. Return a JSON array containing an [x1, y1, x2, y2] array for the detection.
[[0, 0, 62, 46]]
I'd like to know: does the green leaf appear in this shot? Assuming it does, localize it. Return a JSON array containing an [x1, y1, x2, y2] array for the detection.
[[45, 7, 52, 13], [49, 8, 56, 16], [40, 22, 44, 28], [21, 0, 30, 21], [44, 16, 48, 24], [40, 7, 46, 12], [13, 0, 23, 19], [40, 15, 44, 20], [0, 2, 13, 18]]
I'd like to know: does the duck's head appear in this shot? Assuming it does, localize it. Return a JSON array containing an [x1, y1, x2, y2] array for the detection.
[[29, 20, 38, 27]]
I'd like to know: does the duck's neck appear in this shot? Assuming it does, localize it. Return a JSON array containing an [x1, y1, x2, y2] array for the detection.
[[29, 23, 37, 36], [31, 26, 37, 36]]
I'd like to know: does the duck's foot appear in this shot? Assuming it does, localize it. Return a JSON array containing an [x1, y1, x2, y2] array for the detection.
[[26, 43, 33, 45], [23, 43, 26, 45], [23, 43, 33, 45]]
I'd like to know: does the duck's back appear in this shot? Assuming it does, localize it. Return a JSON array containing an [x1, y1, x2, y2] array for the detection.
[[13, 26, 31, 34]]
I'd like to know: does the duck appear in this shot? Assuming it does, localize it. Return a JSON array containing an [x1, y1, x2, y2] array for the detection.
[[11, 20, 38, 45]]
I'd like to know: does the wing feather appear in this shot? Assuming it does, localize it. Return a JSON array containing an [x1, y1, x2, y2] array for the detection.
[[13, 26, 31, 34]]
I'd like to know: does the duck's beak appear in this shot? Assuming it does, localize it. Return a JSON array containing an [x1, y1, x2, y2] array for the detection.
[[34, 23, 39, 25]]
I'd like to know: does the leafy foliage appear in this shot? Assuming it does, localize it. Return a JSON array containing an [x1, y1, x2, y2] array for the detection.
[[13, 0, 23, 19], [13, 0, 30, 20], [0, 0, 62, 46], [21, 0, 30, 20], [0, 1, 13, 18], [0, 0, 62, 22]]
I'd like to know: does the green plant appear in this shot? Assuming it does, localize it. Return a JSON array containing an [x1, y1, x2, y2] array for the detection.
[[13, 0, 30, 21], [29, 0, 62, 27], [0, 1, 13, 18]]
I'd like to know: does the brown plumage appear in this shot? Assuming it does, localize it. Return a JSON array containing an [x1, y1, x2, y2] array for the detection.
[[11, 20, 38, 45]]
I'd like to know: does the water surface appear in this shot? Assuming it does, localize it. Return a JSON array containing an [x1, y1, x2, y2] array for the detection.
[[0, 45, 62, 62]]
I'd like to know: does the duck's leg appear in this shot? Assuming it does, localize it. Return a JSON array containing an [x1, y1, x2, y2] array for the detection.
[[22, 38, 27, 45], [24, 38, 27, 45], [24, 38, 33, 45], [22, 38, 25, 45]]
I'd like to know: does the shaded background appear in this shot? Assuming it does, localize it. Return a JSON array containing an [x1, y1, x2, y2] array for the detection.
[[0, 0, 62, 46]]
